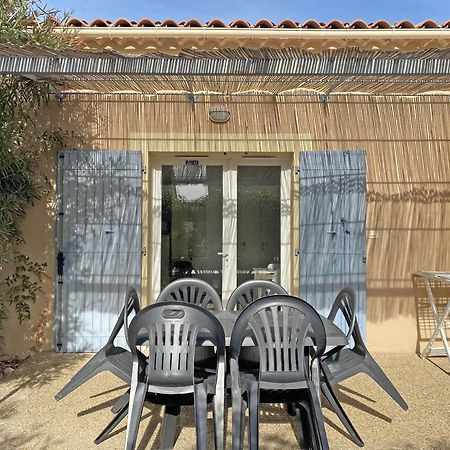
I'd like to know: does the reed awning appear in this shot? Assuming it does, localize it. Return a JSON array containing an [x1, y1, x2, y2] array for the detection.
[[1, 45, 450, 96]]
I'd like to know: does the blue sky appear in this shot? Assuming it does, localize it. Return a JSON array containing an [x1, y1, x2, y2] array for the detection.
[[43, 0, 450, 23]]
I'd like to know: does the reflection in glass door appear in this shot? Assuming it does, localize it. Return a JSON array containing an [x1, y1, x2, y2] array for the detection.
[[152, 157, 291, 303], [161, 165, 223, 296], [237, 166, 281, 286]]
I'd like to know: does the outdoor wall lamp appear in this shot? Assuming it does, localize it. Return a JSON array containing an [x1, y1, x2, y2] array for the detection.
[[208, 105, 230, 123]]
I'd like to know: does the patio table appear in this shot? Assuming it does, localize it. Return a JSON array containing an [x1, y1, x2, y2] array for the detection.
[[211, 310, 347, 347], [415, 271, 450, 363]]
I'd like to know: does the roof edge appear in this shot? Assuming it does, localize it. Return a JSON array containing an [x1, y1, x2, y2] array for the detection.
[[57, 27, 450, 53], [61, 27, 450, 37]]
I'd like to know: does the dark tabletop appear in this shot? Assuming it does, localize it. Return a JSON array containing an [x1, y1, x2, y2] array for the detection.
[[211, 310, 347, 347]]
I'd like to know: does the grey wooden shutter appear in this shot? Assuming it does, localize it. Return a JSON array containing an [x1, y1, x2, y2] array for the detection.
[[299, 150, 366, 337], [55, 151, 142, 352]]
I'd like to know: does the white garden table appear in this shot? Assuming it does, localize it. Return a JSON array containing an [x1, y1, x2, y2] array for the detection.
[[416, 271, 450, 363]]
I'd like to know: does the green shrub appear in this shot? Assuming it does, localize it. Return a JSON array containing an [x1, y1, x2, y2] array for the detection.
[[0, 1, 73, 349]]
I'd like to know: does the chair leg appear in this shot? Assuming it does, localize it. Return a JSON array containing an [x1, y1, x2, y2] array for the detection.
[[55, 350, 107, 400], [247, 382, 260, 450], [321, 381, 364, 447], [231, 395, 247, 450], [212, 391, 224, 450], [308, 381, 329, 450], [294, 401, 314, 449], [160, 404, 180, 450], [94, 403, 129, 444], [111, 390, 130, 413], [364, 355, 408, 411], [231, 383, 245, 450], [125, 381, 147, 450], [286, 402, 296, 416], [194, 382, 208, 450]]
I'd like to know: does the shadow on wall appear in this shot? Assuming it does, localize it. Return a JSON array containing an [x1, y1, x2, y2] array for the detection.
[[411, 274, 450, 355], [365, 176, 450, 328]]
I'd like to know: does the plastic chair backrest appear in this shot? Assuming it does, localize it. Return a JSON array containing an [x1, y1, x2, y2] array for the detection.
[[226, 280, 288, 311], [157, 278, 223, 311], [127, 301, 225, 389], [107, 287, 141, 346], [230, 295, 326, 386], [327, 287, 364, 347]]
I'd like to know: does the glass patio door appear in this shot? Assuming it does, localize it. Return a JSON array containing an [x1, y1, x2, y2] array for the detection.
[[237, 166, 281, 286], [151, 157, 291, 304], [160, 163, 224, 295]]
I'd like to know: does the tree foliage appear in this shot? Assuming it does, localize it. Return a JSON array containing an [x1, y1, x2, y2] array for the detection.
[[0, 1, 74, 348], [0, 0, 72, 48]]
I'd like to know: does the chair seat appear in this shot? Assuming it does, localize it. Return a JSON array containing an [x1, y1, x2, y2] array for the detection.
[[105, 346, 134, 382], [323, 348, 373, 386]]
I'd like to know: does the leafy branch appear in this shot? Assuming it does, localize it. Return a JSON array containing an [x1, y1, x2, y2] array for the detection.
[[0, 0, 75, 351]]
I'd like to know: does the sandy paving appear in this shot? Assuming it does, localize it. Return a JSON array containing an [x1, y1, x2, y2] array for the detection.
[[0, 352, 448, 449]]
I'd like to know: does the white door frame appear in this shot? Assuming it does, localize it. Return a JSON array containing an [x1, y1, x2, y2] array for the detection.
[[150, 155, 291, 302]]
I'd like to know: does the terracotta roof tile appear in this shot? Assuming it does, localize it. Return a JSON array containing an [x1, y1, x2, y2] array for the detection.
[[137, 19, 156, 27], [114, 18, 133, 27], [325, 20, 345, 29], [66, 18, 87, 27], [90, 18, 109, 27], [278, 19, 298, 29], [349, 20, 369, 29], [160, 19, 179, 27], [206, 19, 226, 27], [369, 20, 391, 29], [254, 19, 276, 28], [417, 20, 439, 28], [184, 19, 203, 27], [394, 20, 416, 29], [302, 20, 323, 29], [229, 19, 251, 28], [64, 17, 450, 30]]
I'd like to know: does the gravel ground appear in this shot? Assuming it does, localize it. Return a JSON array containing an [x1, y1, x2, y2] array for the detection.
[[0, 352, 448, 450]]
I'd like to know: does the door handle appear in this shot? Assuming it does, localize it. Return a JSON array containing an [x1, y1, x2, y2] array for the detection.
[[217, 252, 228, 257], [340, 218, 351, 235]]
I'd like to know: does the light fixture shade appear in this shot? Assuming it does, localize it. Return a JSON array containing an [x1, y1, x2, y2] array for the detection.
[[208, 105, 230, 123]]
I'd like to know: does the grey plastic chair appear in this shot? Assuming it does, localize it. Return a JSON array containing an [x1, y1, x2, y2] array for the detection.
[[158, 278, 223, 370], [157, 278, 223, 311], [321, 287, 408, 445], [55, 287, 141, 401], [229, 295, 329, 450], [226, 279, 288, 311], [313, 288, 364, 447], [98, 301, 226, 450]]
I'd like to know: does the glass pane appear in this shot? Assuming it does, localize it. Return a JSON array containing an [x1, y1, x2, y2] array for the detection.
[[237, 166, 281, 286], [161, 165, 223, 296]]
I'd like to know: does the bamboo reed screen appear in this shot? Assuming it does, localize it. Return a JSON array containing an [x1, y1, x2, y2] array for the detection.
[[41, 92, 449, 351]]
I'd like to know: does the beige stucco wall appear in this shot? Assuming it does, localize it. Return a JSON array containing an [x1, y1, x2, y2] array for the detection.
[[2, 152, 57, 356], [4, 92, 449, 355]]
